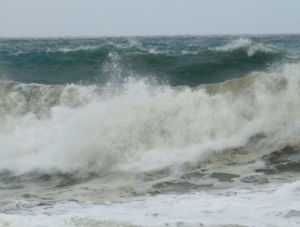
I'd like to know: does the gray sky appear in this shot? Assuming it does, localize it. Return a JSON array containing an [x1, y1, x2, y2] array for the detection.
[[0, 0, 299, 37]]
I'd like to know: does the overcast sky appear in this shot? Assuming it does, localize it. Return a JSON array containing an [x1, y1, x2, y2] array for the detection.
[[0, 0, 299, 37]]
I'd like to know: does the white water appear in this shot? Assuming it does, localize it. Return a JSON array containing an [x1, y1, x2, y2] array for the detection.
[[1, 63, 300, 226], [1, 180, 300, 227], [1, 63, 300, 175]]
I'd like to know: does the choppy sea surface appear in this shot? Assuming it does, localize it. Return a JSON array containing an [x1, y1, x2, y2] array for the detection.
[[1, 35, 300, 226]]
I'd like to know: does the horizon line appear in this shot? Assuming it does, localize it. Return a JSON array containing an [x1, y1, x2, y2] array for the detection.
[[0, 32, 299, 39]]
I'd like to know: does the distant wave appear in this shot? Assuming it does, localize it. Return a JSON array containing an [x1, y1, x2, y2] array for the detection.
[[0, 41, 286, 86], [213, 38, 280, 57]]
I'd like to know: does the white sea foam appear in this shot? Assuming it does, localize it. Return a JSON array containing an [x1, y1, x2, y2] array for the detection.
[[1, 180, 300, 227], [1, 63, 300, 175]]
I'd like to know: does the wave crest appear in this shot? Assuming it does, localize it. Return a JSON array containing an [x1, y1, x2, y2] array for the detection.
[[214, 38, 278, 57], [1, 63, 300, 176]]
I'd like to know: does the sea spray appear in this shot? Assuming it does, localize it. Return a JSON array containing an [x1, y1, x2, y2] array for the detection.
[[1, 63, 300, 176], [1, 35, 300, 227]]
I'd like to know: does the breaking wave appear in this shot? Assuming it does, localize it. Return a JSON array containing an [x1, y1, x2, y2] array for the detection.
[[1, 63, 300, 176]]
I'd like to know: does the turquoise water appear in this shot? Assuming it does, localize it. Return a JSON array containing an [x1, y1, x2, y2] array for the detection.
[[1, 35, 299, 86]]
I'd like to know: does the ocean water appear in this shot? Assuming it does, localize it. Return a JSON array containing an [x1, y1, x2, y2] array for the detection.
[[1, 35, 300, 226]]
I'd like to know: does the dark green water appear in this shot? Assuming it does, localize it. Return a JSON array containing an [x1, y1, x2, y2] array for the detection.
[[1, 35, 299, 86]]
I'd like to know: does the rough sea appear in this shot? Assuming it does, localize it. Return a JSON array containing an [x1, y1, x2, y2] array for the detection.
[[1, 35, 300, 227]]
